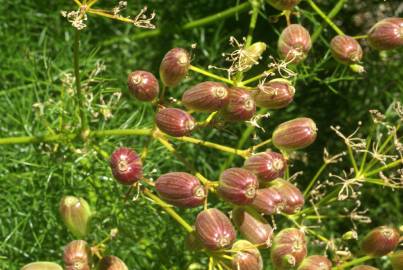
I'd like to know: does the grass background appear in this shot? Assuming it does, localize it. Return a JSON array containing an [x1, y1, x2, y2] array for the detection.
[[0, 0, 402, 269]]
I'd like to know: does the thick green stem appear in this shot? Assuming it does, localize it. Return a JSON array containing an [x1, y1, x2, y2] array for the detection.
[[332, 256, 372, 269], [311, 0, 346, 42], [73, 30, 88, 132], [143, 188, 193, 233], [102, 2, 251, 45], [0, 134, 75, 145], [307, 0, 345, 36], [245, 0, 260, 47], [91, 128, 152, 137], [189, 65, 234, 85]]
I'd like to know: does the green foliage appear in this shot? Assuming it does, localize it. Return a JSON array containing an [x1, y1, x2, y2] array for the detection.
[[0, 0, 402, 269]]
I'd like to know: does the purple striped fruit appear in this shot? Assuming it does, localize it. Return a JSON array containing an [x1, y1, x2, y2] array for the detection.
[[267, 0, 301, 11], [21, 262, 63, 270], [244, 151, 287, 182], [160, 48, 191, 86], [361, 226, 400, 257], [155, 172, 206, 208], [330, 35, 363, 65], [195, 208, 236, 250], [155, 108, 195, 137], [272, 117, 317, 151], [252, 79, 295, 109], [251, 187, 284, 215], [367, 18, 403, 50], [98, 256, 128, 270], [278, 24, 312, 64], [63, 240, 90, 270], [59, 196, 92, 238], [297, 255, 332, 270], [127, 70, 159, 101], [182, 81, 229, 112], [218, 168, 259, 205], [231, 240, 264, 270], [110, 147, 143, 185], [271, 228, 307, 270], [221, 87, 256, 121], [232, 207, 273, 248], [271, 179, 304, 214]]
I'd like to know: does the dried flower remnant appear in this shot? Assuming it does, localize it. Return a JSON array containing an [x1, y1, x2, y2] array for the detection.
[[331, 125, 366, 151]]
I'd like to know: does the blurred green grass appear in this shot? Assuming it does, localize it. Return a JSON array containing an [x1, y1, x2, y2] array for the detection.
[[0, 0, 402, 269]]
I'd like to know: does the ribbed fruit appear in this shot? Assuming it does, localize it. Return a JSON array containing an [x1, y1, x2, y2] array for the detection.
[[251, 187, 284, 215], [272, 117, 317, 151], [182, 81, 229, 112], [110, 147, 143, 185], [267, 0, 301, 11], [218, 168, 259, 205], [360, 226, 400, 257], [252, 79, 295, 109], [98, 256, 128, 270], [155, 172, 206, 208], [155, 108, 195, 137], [367, 18, 403, 50], [239, 42, 267, 71], [244, 151, 286, 182], [159, 48, 191, 86], [278, 24, 311, 64], [221, 87, 256, 121], [297, 255, 332, 270], [330, 35, 363, 64], [231, 240, 264, 270], [127, 70, 159, 101], [195, 208, 236, 250], [21, 262, 63, 270], [59, 196, 92, 238], [63, 240, 90, 270], [232, 207, 273, 248], [271, 179, 304, 214], [271, 228, 307, 270]]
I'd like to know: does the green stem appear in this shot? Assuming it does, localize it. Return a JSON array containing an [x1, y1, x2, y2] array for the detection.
[[332, 256, 372, 269], [347, 145, 359, 176], [311, 0, 346, 42], [189, 65, 234, 85], [307, 0, 345, 36], [240, 68, 275, 86], [303, 162, 328, 197], [73, 30, 88, 132], [143, 188, 193, 233], [102, 2, 251, 45], [0, 134, 75, 145], [245, 0, 260, 47], [90, 128, 152, 137], [364, 158, 403, 178]]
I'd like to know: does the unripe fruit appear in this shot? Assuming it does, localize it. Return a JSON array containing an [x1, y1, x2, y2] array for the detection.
[[195, 208, 236, 250], [231, 240, 264, 270], [110, 147, 143, 185], [159, 48, 191, 87], [330, 35, 363, 64], [239, 42, 267, 71], [367, 18, 403, 50], [266, 0, 301, 11], [351, 266, 379, 270], [272, 117, 317, 151], [98, 256, 128, 270], [390, 250, 403, 270], [155, 108, 195, 137], [271, 179, 304, 214], [59, 196, 92, 238], [251, 187, 284, 215], [297, 255, 332, 270], [155, 172, 206, 208], [360, 226, 400, 257], [221, 87, 256, 121], [21, 262, 63, 270], [63, 240, 90, 270], [278, 24, 312, 64], [243, 151, 287, 182], [218, 168, 259, 205], [127, 70, 159, 101], [271, 228, 307, 270], [232, 207, 273, 248], [252, 79, 295, 109], [182, 81, 229, 112]]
